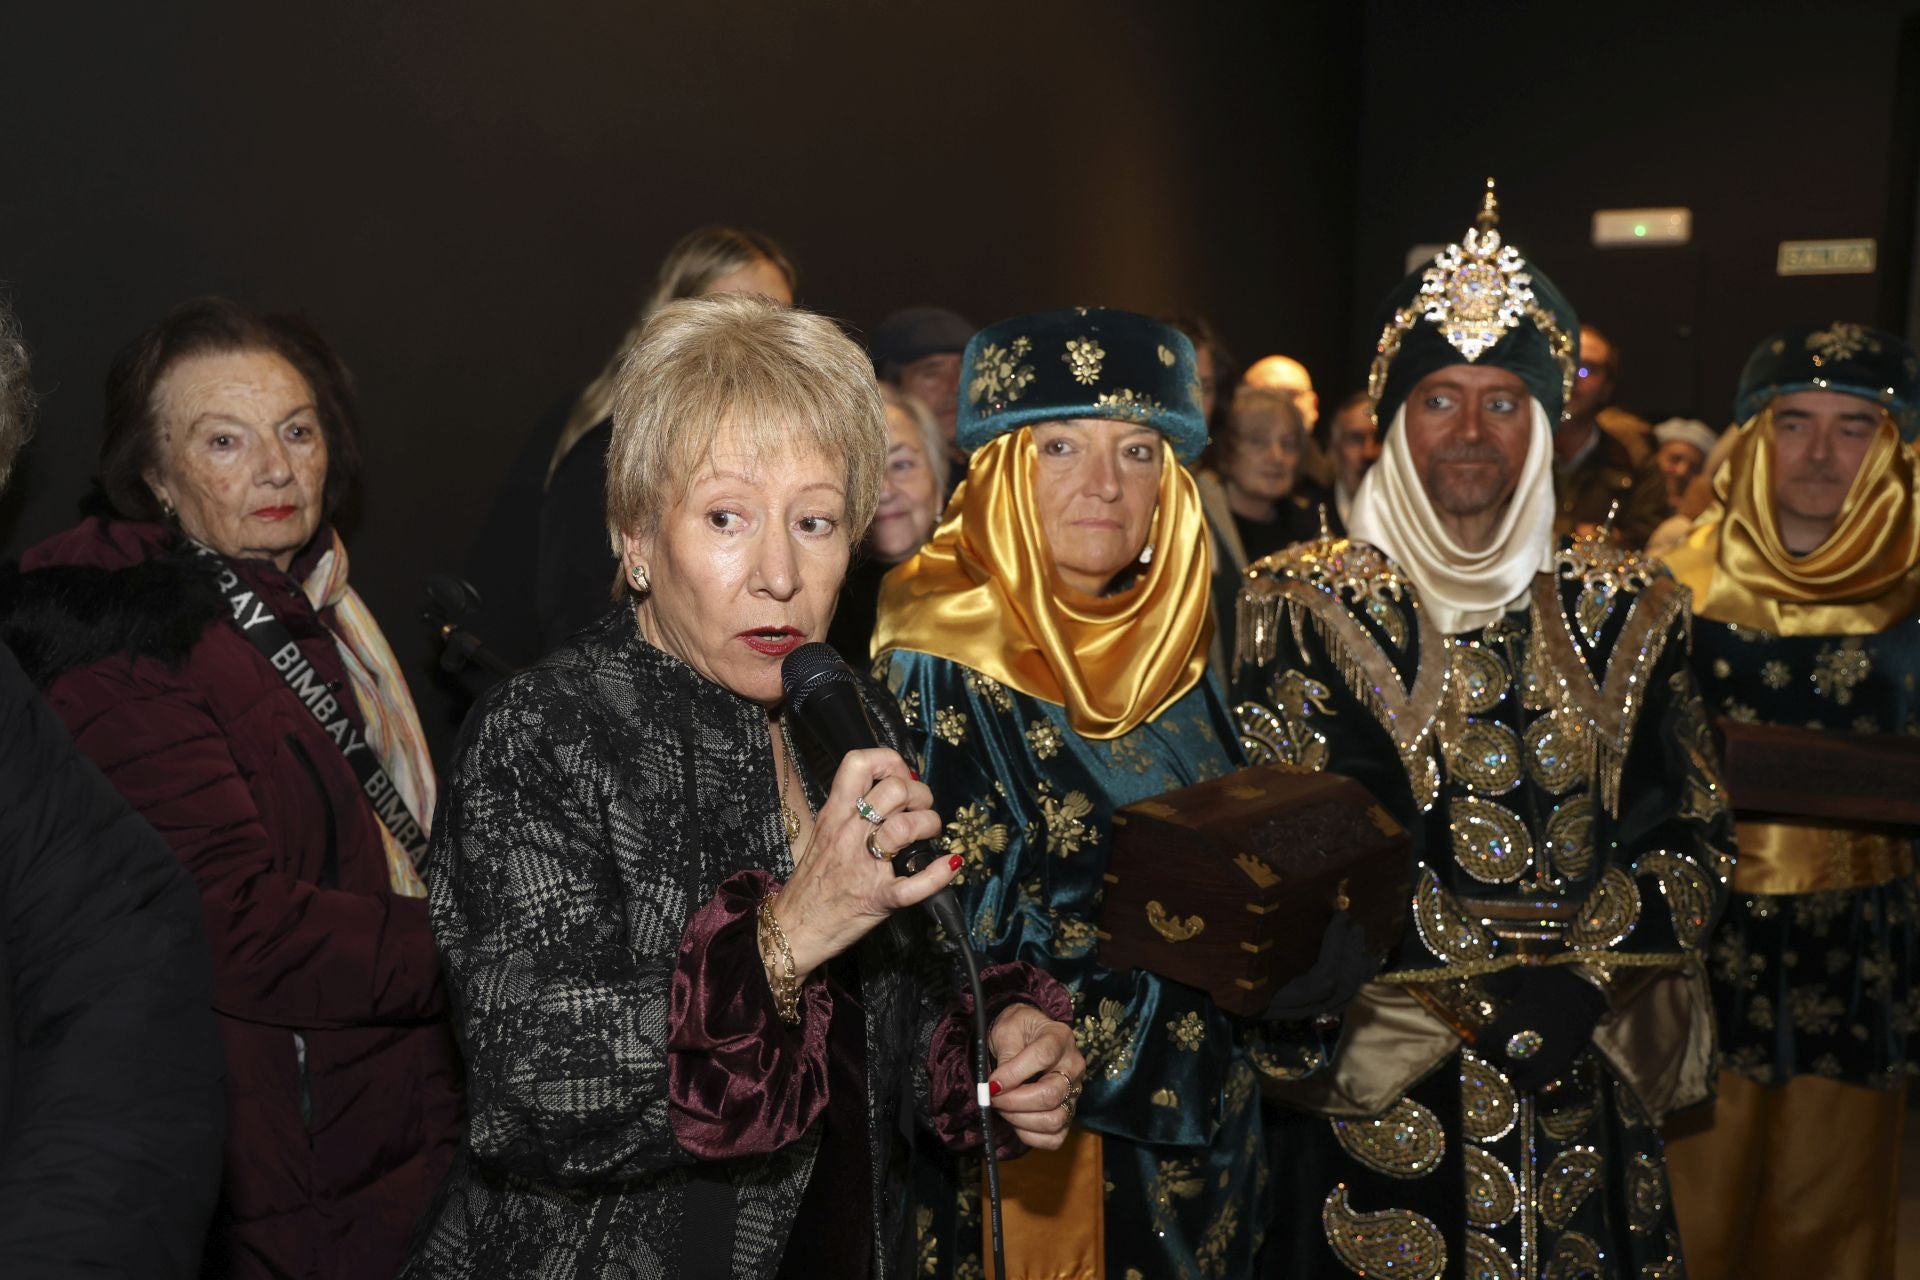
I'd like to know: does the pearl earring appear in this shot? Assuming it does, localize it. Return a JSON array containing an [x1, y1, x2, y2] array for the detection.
[[1139, 543, 1154, 565]]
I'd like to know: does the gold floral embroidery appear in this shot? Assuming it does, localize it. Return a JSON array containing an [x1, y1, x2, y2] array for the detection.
[[1151, 1086, 1180, 1109], [1331, 1098, 1446, 1178], [1051, 914, 1097, 958], [1224, 1058, 1256, 1114], [1787, 985, 1845, 1035], [1812, 641, 1870, 705], [1035, 784, 1096, 858], [963, 669, 1013, 712], [941, 802, 1009, 882], [1321, 1186, 1446, 1280], [1540, 1145, 1604, 1230], [1148, 1157, 1205, 1234], [968, 336, 1035, 407], [897, 688, 923, 729], [1537, 1061, 1599, 1142], [1236, 668, 1335, 771], [1760, 659, 1792, 690], [1108, 733, 1155, 775], [1167, 1009, 1207, 1051], [1073, 996, 1136, 1080], [1025, 719, 1063, 760], [1195, 1199, 1239, 1278], [1094, 388, 1165, 421], [1806, 321, 1880, 364], [1063, 337, 1106, 386], [1723, 699, 1759, 724], [934, 707, 970, 745], [915, 1206, 937, 1276], [1156, 343, 1177, 367]]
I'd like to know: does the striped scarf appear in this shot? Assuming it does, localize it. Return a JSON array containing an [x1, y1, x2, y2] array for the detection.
[[302, 538, 435, 897]]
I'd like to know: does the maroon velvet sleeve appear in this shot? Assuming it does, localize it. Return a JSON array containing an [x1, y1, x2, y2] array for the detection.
[[667, 869, 833, 1159], [926, 961, 1074, 1154]]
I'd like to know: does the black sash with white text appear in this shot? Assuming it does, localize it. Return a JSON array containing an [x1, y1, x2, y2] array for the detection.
[[192, 543, 432, 871]]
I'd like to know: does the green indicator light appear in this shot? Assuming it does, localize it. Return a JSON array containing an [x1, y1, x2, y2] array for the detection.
[[1634, 223, 1648, 237]]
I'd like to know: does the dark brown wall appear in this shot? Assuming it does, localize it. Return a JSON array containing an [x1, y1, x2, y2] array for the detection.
[[1350, 0, 1920, 425], [0, 1, 1362, 755]]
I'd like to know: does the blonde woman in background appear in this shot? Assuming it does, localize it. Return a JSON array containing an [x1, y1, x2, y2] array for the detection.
[[536, 225, 797, 649]]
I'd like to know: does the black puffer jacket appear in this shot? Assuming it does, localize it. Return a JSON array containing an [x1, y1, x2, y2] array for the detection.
[[0, 636, 225, 1276]]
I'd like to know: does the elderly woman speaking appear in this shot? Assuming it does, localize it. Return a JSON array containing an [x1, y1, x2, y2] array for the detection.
[[404, 294, 1082, 1280], [876, 310, 1329, 1280]]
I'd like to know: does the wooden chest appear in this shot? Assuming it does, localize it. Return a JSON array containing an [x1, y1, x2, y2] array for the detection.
[[1718, 718, 1920, 828], [1096, 764, 1412, 1018]]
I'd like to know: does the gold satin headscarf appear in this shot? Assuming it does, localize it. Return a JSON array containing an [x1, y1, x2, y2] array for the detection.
[[872, 428, 1213, 740], [1664, 408, 1920, 636]]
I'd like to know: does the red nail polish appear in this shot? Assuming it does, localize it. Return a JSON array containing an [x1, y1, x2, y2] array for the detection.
[[910, 769, 921, 781], [988, 1080, 1002, 1097], [949, 855, 963, 871]]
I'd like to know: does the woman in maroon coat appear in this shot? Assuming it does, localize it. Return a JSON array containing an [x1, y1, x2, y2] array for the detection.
[[9, 299, 459, 1279]]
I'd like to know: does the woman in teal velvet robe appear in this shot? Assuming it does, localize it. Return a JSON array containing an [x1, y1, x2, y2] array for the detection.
[[873, 309, 1324, 1279]]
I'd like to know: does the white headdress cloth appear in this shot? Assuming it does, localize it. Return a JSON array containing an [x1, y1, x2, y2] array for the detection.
[[1346, 401, 1557, 636]]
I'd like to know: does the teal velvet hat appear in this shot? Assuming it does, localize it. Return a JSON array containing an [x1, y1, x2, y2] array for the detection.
[[956, 308, 1208, 463], [1734, 322, 1920, 442], [1368, 180, 1579, 428]]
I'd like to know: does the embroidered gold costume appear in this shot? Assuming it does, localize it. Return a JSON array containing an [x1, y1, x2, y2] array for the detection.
[[1657, 323, 1920, 1280], [1233, 186, 1732, 1280]]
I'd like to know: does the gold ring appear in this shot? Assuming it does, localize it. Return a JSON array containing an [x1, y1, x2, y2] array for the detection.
[[865, 830, 892, 862]]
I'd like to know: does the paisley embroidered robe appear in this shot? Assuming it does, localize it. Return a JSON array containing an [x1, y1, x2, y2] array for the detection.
[[882, 653, 1324, 1280], [1230, 533, 1735, 1280]]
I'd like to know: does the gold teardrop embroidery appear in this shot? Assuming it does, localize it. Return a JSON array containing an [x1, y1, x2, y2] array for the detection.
[[1450, 795, 1535, 885], [1525, 710, 1589, 794], [1544, 795, 1595, 881], [1321, 1185, 1446, 1280], [1465, 1229, 1519, 1280], [1544, 1231, 1604, 1280], [1331, 1098, 1446, 1179], [1568, 866, 1640, 950], [1450, 643, 1510, 714], [1463, 1146, 1517, 1227], [1414, 868, 1496, 964], [1540, 1145, 1605, 1230], [1461, 1052, 1518, 1143], [1450, 721, 1523, 796]]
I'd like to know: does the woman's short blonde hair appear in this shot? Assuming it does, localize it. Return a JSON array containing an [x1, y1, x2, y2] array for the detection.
[[607, 294, 886, 552], [1225, 385, 1307, 446], [879, 382, 950, 498]]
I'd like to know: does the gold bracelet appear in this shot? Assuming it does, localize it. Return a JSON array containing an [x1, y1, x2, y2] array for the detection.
[[757, 892, 802, 1025]]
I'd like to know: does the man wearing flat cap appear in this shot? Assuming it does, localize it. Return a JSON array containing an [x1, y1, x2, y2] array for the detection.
[[1658, 323, 1920, 1280], [1233, 184, 1731, 1279], [872, 305, 974, 496]]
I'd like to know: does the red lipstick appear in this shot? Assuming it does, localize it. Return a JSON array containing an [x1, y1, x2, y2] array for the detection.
[[253, 505, 296, 521], [740, 626, 804, 657]]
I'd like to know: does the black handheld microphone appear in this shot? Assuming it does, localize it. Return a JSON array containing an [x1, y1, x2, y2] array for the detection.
[[781, 642, 1010, 1277], [781, 643, 964, 933]]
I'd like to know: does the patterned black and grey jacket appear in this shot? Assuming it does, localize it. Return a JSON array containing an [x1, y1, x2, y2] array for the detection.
[[403, 607, 1044, 1280]]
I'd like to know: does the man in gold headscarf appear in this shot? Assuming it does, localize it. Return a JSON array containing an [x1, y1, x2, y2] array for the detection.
[[876, 308, 1331, 1280], [1233, 183, 1733, 1279], [1658, 322, 1920, 1280]]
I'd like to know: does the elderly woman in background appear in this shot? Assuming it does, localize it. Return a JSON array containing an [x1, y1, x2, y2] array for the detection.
[[827, 383, 948, 665], [405, 295, 1082, 1280], [876, 310, 1328, 1279], [539, 224, 799, 649], [1194, 383, 1322, 673], [10, 298, 458, 1279]]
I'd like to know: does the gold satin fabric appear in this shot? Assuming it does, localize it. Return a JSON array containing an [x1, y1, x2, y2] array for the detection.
[[1663, 409, 1920, 636], [1664, 1069, 1905, 1280], [983, 1128, 1105, 1280], [1730, 818, 1915, 895], [872, 429, 1213, 740]]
